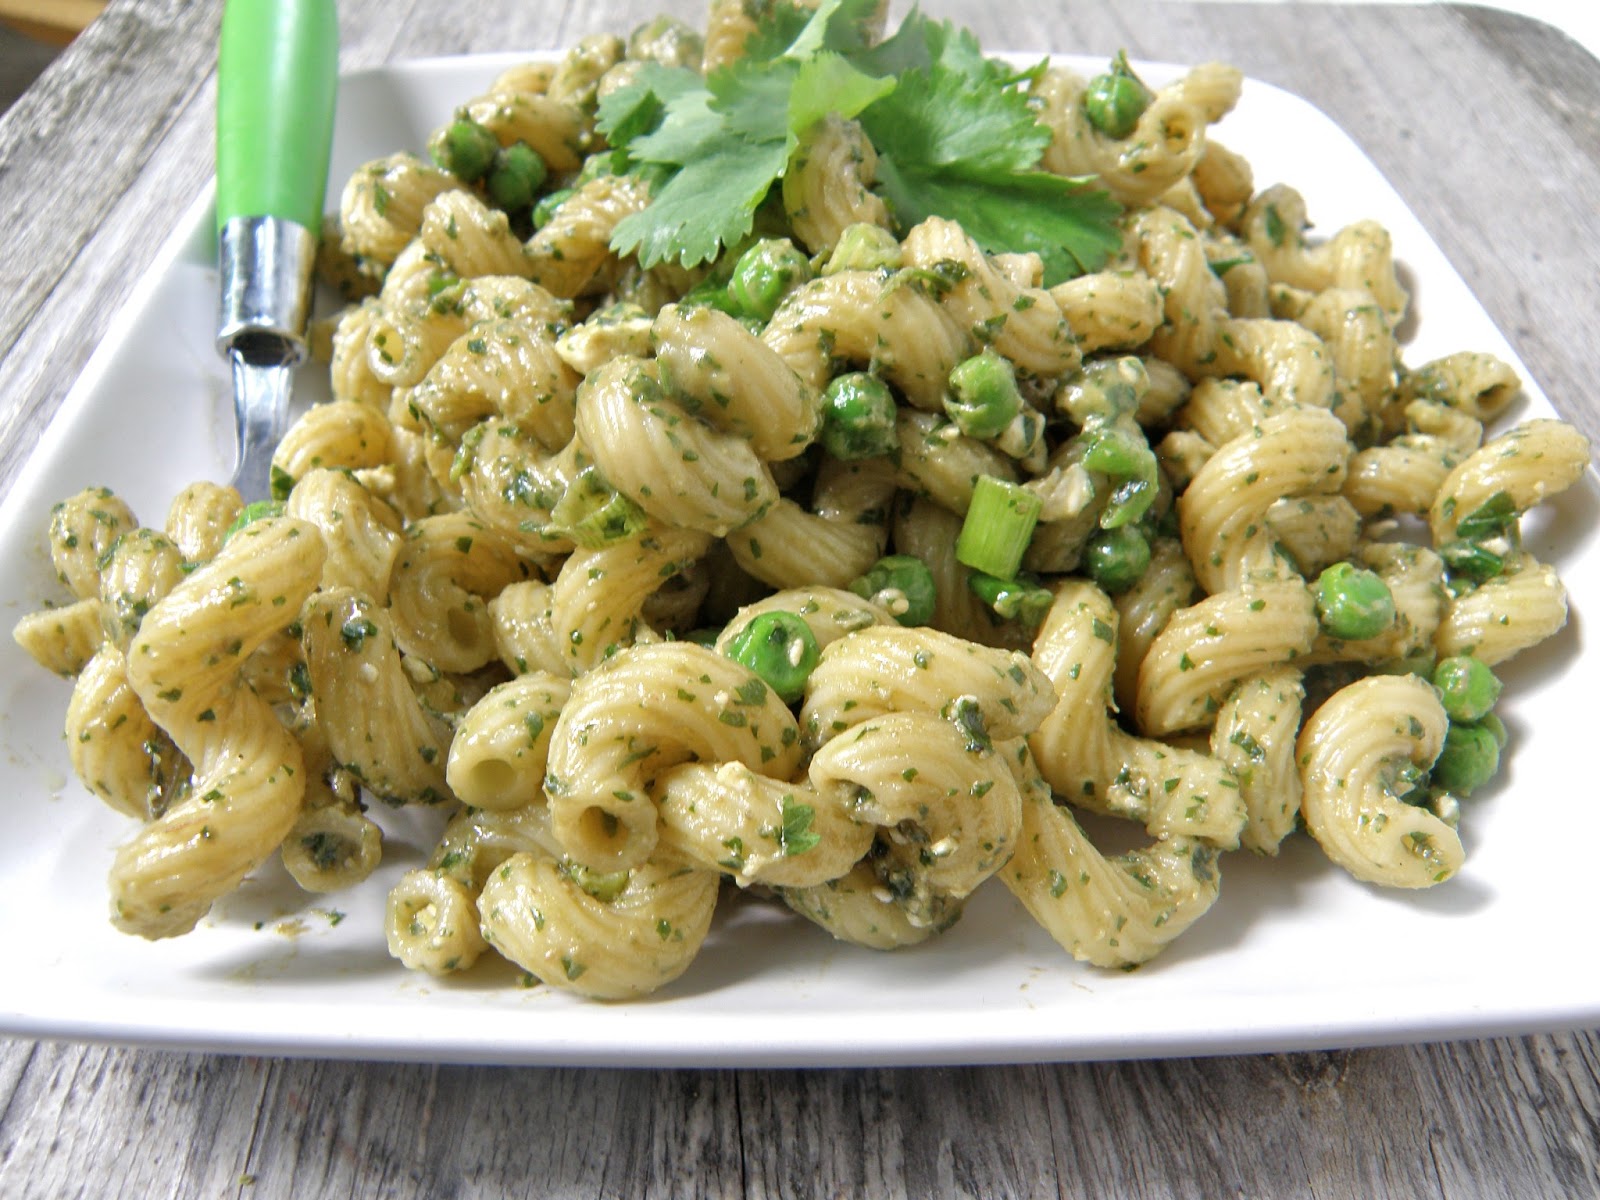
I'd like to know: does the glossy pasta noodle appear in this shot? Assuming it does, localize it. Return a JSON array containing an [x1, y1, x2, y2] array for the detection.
[[10, 2, 1593, 994]]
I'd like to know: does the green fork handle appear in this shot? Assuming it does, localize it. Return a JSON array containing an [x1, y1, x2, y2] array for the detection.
[[215, 0, 339, 236]]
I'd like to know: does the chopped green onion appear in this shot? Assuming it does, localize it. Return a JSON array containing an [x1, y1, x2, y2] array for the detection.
[[956, 476, 1041, 579], [968, 571, 1053, 628], [546, 467, 648, 549], [823, 223, 902, 275]]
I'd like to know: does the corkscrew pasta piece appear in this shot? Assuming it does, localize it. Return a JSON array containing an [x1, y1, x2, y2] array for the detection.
[[1239, 184, 1407, 324], [1208, 667, 1304, 855], [1028, 581, 1246, 847], [1002, 746, 1222, 968], [1435, 555, 1569, 666], [1178, 406, 1352, 594], [654, 759, 874, 889], [901, 217, 1078, 378], [725, 457, 895, 590], [652, 303, 822, 461], [1398, 351, 1521, 425], [478, 848, 721, 999], [514, 524, 709, 676], [1137, 579, 1320, 737], [803, 711, 1025, 927], [576, 355, 778, 536], [1343, 400, 1480, 518], [300, 587, 452, 807], [527, 175, 653, 298], [783, 115, 893, 254], [446, 672, 572, 811], [12, 596, 105, 677], [95, 528, 188, 654], [280, 725, 383, 894], [1048, 270, 1164, 354], [110, 518, 326, 938], [387, 512, 534, 673], [1111, 534, 1198, 713], [47, 486, 138, 599], [409, 306, 580, 453], [1297, 673, 1462, 888], [418, 189, 533, 279], [65, 643, 181, 819], [544, 640, 805, 872], [1034, 65, 1210, 206], [271, 398, 395, 492], [1429, 418, 1591, 546], [285, 468, 404, 598], [387, 868, 491, 975], [799, 624, 1056, 754], [163, 481, 243, 565], [762, 270, 973, 411], [339, 154, 458, 271], [781, 860, 948, 950], [329, 300, 394, 408]]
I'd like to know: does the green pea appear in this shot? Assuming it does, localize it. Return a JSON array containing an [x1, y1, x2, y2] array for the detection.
[[429, 117, 500, 182], [1315, 562, 1396, 641], [1431, 655, 1502, 723], [968, 571, 1053, 628], [723, 611, 821, 704], [727, 238, 811, 323], [821, 372, 899, 461], [823, 223, 902, 275], [945, 350, 1023, 440], [1432, 720, 1502, 795], [847, 555, 937, 627], [486, 142, 548, 213], [1083, 525, 1151, 594], [1083, 51, 1153, 140], [532, 187, 574, 228]]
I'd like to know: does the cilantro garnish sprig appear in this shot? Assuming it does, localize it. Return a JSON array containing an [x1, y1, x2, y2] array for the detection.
[[596, 0, 1122, 284]]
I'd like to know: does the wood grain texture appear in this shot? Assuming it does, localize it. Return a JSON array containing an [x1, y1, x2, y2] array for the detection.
[[0, 2, 1597, 1198]]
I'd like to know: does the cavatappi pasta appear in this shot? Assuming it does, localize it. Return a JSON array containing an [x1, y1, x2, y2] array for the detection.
[[12, 4, 1593, 998]]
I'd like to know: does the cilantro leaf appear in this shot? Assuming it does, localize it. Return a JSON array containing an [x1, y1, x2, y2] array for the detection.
[[861, 63, 1047, 177], [788, 52, 896, 141], [861, 64, 1121, 283], [873, 159, 1124, 284], [611, 140, 791, 268], [779, 798, 822, 857], [595, 63, 703, 151], [775, 0, 884, 60]]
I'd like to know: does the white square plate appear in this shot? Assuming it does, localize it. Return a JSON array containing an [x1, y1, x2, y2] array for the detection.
[[1, 54, 1595, 1067]]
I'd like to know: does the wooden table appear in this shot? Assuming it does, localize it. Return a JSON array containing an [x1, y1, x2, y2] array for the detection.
[[3, 1, 1598, 1195]]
